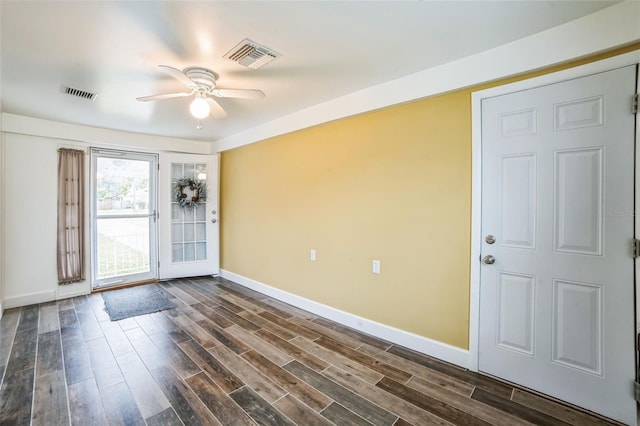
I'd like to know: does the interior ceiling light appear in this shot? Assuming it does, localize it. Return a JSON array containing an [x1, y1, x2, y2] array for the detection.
[[137, 65, 266, 120], [189, 93, 210, 119]]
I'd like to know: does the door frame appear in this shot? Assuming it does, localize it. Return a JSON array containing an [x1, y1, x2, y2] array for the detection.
[[90, 148, 159, 288], [469, 49, 640, 372]]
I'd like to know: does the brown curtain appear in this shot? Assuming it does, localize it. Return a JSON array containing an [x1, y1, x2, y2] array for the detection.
[[57, 148, 85, 284]]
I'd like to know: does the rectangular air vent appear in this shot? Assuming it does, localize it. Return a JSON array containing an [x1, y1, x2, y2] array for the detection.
[[61, 85, 97, 101], [224, 39, 281, 69]]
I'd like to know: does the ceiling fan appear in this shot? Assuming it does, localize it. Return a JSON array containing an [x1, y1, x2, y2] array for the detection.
[[137, 65, 265, 119]]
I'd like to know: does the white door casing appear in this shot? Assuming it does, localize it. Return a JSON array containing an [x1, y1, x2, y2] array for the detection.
[[477, 65, 637, 424], [159, 153, 219, 279]]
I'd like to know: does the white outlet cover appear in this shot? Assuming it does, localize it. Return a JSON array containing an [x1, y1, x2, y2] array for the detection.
[[373, 260, 380, 274], [310, 250, 317, 262]]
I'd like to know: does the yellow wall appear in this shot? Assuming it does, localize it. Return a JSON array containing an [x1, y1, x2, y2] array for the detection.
[[220, 43, 640, 350]]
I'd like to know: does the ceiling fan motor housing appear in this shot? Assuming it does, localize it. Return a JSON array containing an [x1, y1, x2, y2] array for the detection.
[[184, 67, 218, 89]]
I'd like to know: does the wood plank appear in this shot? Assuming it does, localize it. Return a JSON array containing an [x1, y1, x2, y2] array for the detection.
[[56, 298, 74, 311], [191, 303, 234, 328], [470, 387, 572, 426], [208, 344, 287, 404], [376, 376, 493, 426], [145, 407, 183, 426], [289, 316, 361, 349], [147, 332, 202, 379], [179, 339, 244, 393], [59, 308, 82, 338], [164, 310, 218, 348], [150, 365, 222, 426], [116, 350, 171, 418], [218, 285, 294, 319], [323, 365, 453, 426], [100, 381, 146, 426], [60, 333, 94, 385], [260, 298, 317, 320], [255, 329, 328, 372], [77, 311, 104, 341], [37, 303, 60, 334], [312, 317, 391, 350], [86, 337, 125, 390], [185, 372, 257, 425], [239, 311, 297, 340], [16, 305, 39, 332], [35, 330, 63, 377], [226, 324, 294, 366], [0, 308, 20, 367], [116, 317, 139, 331], [193, 318, 250, 354], [273, 394, 334, 426], [320, 402, 374, 426], [135, 314, 165, 335], [229, 385, 296, 426], [68, 378, 109, 426], [212, 305, 261, 331], [99, 320, 135, 356], [315, 336, 411, 383], [259, 311, 320, 340], [162, 284, 201, 305], [86, 293, 110, 322], [290, 336, 384, 384], [6, 328, 38, 375], [218, 292, 264, 314], [511, 389, 617, 426], [387, 345, 514, 399], [31, 370, 70, 426], [126, 327, 167, 371], [150, 311, 192, 343], [0, 368, 35, 425], [242, 350, 331, 412], [284, 360, 398, 426], [406, 375, 532, 426], [358, 344, 474, 397]]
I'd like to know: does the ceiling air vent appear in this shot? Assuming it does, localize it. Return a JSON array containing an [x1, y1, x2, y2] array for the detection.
[[60, 85, 97, 101], [224, 39, 281, 69]]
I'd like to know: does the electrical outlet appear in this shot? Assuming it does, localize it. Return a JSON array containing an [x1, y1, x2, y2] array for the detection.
[[310, 249, 317, 262], [372, 260, 380, 274]]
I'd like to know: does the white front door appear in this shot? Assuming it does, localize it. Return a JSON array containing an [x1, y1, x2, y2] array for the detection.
[[479, 65, 637, 424], [158, 153, 219, 279]]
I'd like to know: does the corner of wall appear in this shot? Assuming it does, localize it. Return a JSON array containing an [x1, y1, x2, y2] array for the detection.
[[0, 129, 5, 319]]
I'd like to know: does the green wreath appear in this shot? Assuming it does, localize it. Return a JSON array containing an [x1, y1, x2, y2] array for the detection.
[[174, 177, 207, 208]]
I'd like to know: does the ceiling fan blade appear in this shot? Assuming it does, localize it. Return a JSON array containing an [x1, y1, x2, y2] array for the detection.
[[136, 92, 191, 102], [158, 65, 196, 87], [212, 88, 265, 100], [206, 97, 228, 119]]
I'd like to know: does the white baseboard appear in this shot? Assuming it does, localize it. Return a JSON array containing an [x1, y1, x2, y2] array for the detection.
[[0, 301, 3, 320], [219, 269, 469, 368], [3, 290, 57, 309]]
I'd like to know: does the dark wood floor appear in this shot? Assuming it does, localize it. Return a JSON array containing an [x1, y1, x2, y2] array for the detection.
[[0, 276, 622, 426]]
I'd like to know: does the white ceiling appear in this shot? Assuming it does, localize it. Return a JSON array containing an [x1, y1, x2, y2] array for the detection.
[[0, 1, 618, 142]]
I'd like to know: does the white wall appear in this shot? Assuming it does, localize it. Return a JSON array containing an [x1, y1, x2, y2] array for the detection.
[[1, 114, 213, 308], [0, 126, 4, 317]]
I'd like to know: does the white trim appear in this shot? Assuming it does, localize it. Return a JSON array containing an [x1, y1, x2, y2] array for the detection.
[[468, 50, 640, 372], [3, 290, 57, 309], [220, 269, 469, 368], [215, 1, 640, 152], [57, 288, 90, 300], [1, 113, 213, 155], [0, 302, 3, 320]]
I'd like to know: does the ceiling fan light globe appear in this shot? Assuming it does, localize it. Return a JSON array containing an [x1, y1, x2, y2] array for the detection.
[[190, 97, 210, 119]]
